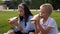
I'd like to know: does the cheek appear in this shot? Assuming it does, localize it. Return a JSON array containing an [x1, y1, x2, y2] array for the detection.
[[18, 11, 24, 16], [40, 13, 45, 16], [40, 13, 47, 18], [42, 14, 47, 17]]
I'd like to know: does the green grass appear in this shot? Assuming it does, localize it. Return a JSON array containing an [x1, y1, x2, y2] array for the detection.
[[0, 10, 60, 34]]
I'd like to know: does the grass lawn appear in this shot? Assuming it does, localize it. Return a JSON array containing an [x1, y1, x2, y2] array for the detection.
[[0, 10, 60, 34]]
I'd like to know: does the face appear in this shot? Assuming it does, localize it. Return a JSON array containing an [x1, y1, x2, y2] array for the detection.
[[40, 7, 50, 18], [18, 5, 24, 16]]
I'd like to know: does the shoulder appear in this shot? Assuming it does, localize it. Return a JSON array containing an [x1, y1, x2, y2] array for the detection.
[[48, 17, 56, 23]]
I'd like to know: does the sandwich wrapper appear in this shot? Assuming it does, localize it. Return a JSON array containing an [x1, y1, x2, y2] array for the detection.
[[30, 14, 39, 23]]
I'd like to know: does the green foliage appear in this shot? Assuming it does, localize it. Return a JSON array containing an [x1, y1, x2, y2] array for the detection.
[[0, 0, 60, 9], [30, 0, 45, 9], [50, 0, 60, 10], [8, 0, 22, 9], [0, 0, 3, 4]]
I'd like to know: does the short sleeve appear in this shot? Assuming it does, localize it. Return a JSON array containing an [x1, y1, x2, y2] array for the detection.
[[47, 19, 56, 28]]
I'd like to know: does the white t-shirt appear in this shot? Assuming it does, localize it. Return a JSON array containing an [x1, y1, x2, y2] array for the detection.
[[39, 17, 58, 34]]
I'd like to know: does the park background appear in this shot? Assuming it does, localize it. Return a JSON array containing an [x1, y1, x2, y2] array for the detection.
[[0, 0, 60, 34]]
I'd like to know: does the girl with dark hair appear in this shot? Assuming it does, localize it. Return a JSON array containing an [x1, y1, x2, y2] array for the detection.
[[7, 3, 34, 34]]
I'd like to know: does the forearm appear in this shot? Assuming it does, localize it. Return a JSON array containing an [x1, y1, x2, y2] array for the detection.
[[37, 23, 47, 34], [34, 21, 40, 34], [34, 24, 38, 34], [35, 20, 47, 34]]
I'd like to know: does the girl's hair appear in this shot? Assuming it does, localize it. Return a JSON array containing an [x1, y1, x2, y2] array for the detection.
[[18, 3, 33, 24]]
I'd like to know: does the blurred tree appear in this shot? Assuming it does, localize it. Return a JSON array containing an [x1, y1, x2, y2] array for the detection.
[[10, 0, 22, 9], [1, 0, 60, 9], [49, 0, 60, 10], [3, 0, 22, 9], [53, 0, 60, 10]]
